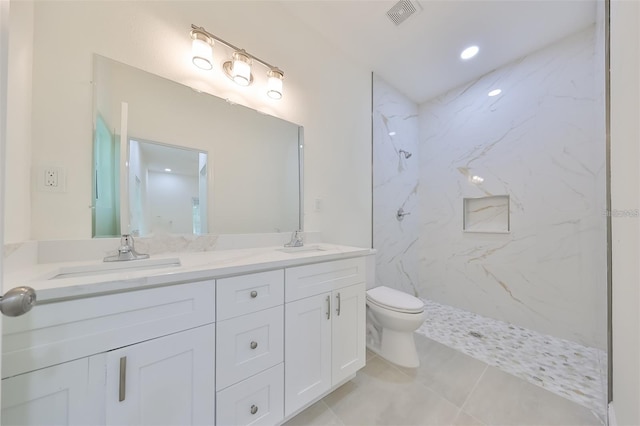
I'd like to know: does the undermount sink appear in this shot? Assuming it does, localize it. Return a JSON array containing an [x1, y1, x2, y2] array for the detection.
[[276, 245, 327, 254], [49, 257, 181, 280]]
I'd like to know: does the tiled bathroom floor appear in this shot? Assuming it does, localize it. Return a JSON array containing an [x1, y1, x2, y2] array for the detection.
[[285, 338, 604, 426], [415, 299, 607, 421]]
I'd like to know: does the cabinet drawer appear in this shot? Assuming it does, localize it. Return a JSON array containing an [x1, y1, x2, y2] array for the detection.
[[285, 257, 366, 302], [216, 363, 284, 426], [217, 270, 284, 321], [216, 306, 284, 390], [2, 280, 215, 378]]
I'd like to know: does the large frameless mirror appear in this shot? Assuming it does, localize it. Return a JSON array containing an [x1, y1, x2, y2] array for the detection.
[[92, 54, 302, 237]]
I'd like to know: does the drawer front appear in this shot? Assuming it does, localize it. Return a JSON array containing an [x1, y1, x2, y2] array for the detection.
[[216, 363, 284, 426], [285, 257, 366, 302], [217, 270, 284, 321], [2, 280, 215, 378], [216, 306, 284, 390]]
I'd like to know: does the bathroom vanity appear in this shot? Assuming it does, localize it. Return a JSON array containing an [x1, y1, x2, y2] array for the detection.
[[0, 244, 373, 426]]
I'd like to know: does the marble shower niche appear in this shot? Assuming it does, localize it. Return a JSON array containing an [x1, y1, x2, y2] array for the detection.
[[463, 195, 510, 233]]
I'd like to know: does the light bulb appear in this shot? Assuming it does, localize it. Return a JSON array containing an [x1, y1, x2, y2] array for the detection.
[[232, 51, 252, 86], [190, 30, 213, 70], [267, 69, 284, 100]]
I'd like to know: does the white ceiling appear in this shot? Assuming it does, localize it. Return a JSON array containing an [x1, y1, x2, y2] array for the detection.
[[280, 0, 597, 104]]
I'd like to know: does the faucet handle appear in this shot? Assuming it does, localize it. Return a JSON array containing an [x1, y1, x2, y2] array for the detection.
[[285, 229, 304, 247]]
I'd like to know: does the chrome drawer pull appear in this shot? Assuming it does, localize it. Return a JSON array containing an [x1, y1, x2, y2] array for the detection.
[[250, 290, 258, 298], [336, 292, 341, 316], [119, 357, 127, 402], [250, 341, 258, 350], [250, 405, 258, 415]]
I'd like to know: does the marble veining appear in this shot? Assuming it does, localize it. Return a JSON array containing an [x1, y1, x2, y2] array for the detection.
[[130, 234, 219, 255], [417, 298, 607, 422], [418, 25, 607, 348], [3, 242, 24, 258], [372, 75, 421, 298]]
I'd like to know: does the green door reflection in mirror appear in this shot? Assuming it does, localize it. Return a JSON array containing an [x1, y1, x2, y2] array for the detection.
[[93, 114, 120, 237]]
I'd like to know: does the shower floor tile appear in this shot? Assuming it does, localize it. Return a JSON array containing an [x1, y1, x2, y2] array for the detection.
[[416, 299, 607, 422]]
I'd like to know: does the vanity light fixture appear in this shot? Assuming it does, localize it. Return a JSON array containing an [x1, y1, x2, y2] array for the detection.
[[190, 24, 285, 100], [190, 28, 214, 70]]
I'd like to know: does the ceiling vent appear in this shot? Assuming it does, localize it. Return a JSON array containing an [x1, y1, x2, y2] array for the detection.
[[386, 0, 422, 26]]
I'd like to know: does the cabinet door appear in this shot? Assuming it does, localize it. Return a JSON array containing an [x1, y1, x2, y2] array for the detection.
[[331, 283, 366, 385], [1, 356, 105, 426], [284, 293, 331, 417], [106, 324, 215, 426]]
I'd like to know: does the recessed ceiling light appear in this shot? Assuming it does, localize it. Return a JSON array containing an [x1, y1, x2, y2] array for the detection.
[[460, 45, 479, 60], [388, 131, 396, 136], [164, 168, 172, 172], [488, 89, 502, 97]]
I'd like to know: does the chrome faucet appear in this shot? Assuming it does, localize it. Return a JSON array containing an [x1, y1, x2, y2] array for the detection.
[[104, 234, 150, 262], [285, 230, 304, 248]]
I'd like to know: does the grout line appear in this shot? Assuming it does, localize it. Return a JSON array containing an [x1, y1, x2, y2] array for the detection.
[[457, 363, 489, 416], [319, 399, 345, 426], [373, 350, 478, 412]]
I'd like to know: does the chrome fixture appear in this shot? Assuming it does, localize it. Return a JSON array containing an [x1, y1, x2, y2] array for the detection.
[[396, 208, 411, 221], [399, 149, 412, 159], [104, 234, 150, 262], [190, 24, 285, 100], [285, 229, 304, 247], [0, 286, 36, 317]]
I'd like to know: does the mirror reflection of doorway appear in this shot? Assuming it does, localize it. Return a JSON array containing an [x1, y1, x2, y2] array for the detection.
[[92, 115, 120, 237], [128, 139, 207, 237]]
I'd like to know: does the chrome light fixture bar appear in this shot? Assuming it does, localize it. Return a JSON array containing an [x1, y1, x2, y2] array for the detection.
[[190, 24, 284, 100]]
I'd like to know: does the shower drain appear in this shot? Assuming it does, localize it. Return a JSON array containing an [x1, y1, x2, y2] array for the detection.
[[469, 331, 484, 339]]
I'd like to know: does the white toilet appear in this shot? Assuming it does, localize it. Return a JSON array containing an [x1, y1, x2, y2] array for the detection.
[[366, 286, 426, 368]]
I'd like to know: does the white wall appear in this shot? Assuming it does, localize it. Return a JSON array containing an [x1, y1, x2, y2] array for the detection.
[[21, 0, 371, 247], [147, 171, 197, 235], [418, 26, 607, 349], [372, 74, 420, 296], [610, 0, 640, 424], [4, 0, 32, 244]]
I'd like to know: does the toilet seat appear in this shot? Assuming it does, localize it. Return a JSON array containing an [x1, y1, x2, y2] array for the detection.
[[366, 286, 424, 314]]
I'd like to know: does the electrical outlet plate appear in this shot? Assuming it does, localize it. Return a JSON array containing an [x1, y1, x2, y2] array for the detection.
[[36, 166, 66, 193]]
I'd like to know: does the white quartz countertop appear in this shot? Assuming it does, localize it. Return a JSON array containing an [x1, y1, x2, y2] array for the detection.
[[6, 243, 374, 303]]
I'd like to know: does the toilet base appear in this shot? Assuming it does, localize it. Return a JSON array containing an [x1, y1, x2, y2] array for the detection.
[[369, 328, 420, 368]]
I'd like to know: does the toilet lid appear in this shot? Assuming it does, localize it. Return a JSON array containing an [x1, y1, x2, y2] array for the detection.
[[366, 286, 424, 314]]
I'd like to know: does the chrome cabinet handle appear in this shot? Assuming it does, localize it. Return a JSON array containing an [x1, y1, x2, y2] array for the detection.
[[119, 357, 127, 402], [336, 292, 341, 316], [250, 341, 258, 350], [0, 286, 36, 317], [326, 295, 331, 320], [250, 405, 258, 415], [250, 290, 258, 298]]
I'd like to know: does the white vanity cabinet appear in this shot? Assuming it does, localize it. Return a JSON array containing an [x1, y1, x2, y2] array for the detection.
[[1, 356, 105, 425], [1, 280, 216, 426], [283, 258, 367, 417], [1, 251, 371, 426], [215, 270, 285, 426], [105, 325, 215, 425]]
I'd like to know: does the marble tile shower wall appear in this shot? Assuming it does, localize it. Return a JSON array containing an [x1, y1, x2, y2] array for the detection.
[[372, 75, 420, 297], [418, 25, 607, 349]]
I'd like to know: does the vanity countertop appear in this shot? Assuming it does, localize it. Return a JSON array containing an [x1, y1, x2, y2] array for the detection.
[[5, 244, 374, 303]]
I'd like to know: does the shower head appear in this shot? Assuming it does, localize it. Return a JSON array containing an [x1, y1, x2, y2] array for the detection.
[[399, 149, 412, 159]]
